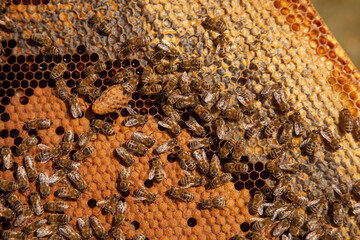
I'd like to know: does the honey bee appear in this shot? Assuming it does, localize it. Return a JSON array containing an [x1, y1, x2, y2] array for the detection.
[[352, 179, 360, 197], [40, 45, 60, 56], [29, 32, 52, 46], [268, 144, 292, 160], [247, 232, 262, 240], [122, 77, 139, 94], [162, 104, 181, 122], [67, 170, 88, 192], [192, 148, 209, 174], [215, 34, 229, 58], [141, 83, 162, 96], [110, 226, 126, 240], [320, 127, 341, 151], [353, 117, 360, 141], [36, 146, 63, 163], [6, 192, 23, 215], [178, 58, 204, 72], [16, 136, 38, 155], [44, 200, 69, 212], [47, 214, 71, 224], [151, 39, 179, 64], [127, 35, 151, 47], [97, 194, 120, 215], [89, 13, 112, 35], [307, 197, 327, 216], [149, 157, 166, 183], [249, 191, 264, 215], [214, 118, 226, 140], [179, 71, 191, 94], [260, 82, 282, 101], [200, 83, 221, 106], [185, 116, 206, 137], [55, 157, 80, 170], [79, 73, 98, 87], [125, 140, 148, 156], [223, 108, 243, 122], [272, 218, 291, 237], [16, 166, 29, 192], [55, 78, 70, 100], [278, 121, 292, 144], [73, 146, 95, 161], [289, 209, 305, 236], [273, 176, 291, 196], [340, 108, 354, 133], [273, 90, 290, 114], [14, 208, 33, 227], [300, 130, 319, 156], [68, 94, 83, 118], [24, 219, 47, 235], [266, 160, 285, 180], [237, 90, 256, 115], [201, 196, 226, 209], [24, 118, 53, 131], [214, 92, 232, 114], [131, 132, 155, 148], [263, 119, 280, 138], [38, 172, 50, 198], [78, 127, 97, 148], [77, 218, 92, 239], [60, 130, 74, 155], [123, 114, 148, 127], [154, 138, 178, 155], [179, 173, 205, 188], [117, 167, 131, 192], [112, 68, 134, 84], [0, 145, 13, 170], [50, 63, 66, 80], [332, 201, 345, 226], [140, 65, 155, 85], [115, 147, 134, 166], [174, 95, 198, 109], [207, 173, 232, 189], [113, 200, 127, 226], [289, 111, 305, 136], [133, 187, 156, 203], [224, 162, 249, 173], [0, 179, 19, 192], [116, 45, 138, 60], [188, 137, 213, 150], [0, 14, 15, 31], [167, 187, 194, 202], [76, 85, 101, 102], [36, 224, 59, 238], [58, 225, 82, 240], [217, 139, 236, 159], [284, 189, 308, 207], [162, 77, 178, 97], [2, 230, 25, 240], [176, 148, 196, 171], [231, 139, 246, 162], [155, 62, 177, 74], [84, 61, 107, 75], [209, 154, 220, 178], [202, 15, 227, 33], [332, 181, 352, 207], [244, 118, 268, 140], [0, 204, 15, 220], [250, 217, 272, 232], [132, 234, 146, 240], [263, 199, 286, 217], [91, 119, 115, 136]]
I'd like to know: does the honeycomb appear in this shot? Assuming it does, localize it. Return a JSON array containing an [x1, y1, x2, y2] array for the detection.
[[0, 0, 360, 239]]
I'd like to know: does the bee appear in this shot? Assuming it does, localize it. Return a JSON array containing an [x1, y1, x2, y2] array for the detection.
[[50, 63, 66, 80], [217, 139, 236, 159], [0, 14, 15, 31], [353, 117, 360, 140], [155, 62, 177, 74], [116, 45, 138, 60], [76, 85, 101, 102], [353, 179, 360, 197], [60, 130, 74, 154], [47, 214, 71, 224], [141, 83, 162, 96], [284, 189, 308, 207], [332, 201, 345, 226], [151, 39, 179, 64], [162, 77, 179, 97], [247, 232, 262, 240], [250, 217, 272, 232], [59, 225, 82, 240], [122, 77, 139, 94], [167, 187, 194, 202], [0, 145, 13, 170], [2, 230, 25, 240], [237, 90, 256, 115], [140, 65, 155, 85], [0, 205, 15, 220], [98, 194, 120, 214], [79, 73, 98, 87], [78, 127, 97, 148], [67, 170, 88, 192], [77, 218, 92, 239], [192, 148, 209, 174], [29, 32, 52, 46], [201, 196, 226, 209], [133, 187, 156, 203], [176, 148, 196, 171], [14, 208, 33, 227], [6, 192, 24, 215], [154, 138, 178, 155], [209, 154, 221, 178], [24, 219, 47, 235], [202, 15, 227, 33], [162, 104, 181, 122], [188, 137, 213, 150], [307, 197, 327, 215], [44, 200, 69, 212], [223, 108, 243, 122], [68, 94, 83, 118], [123, 114, 148, 127], [115, 147, 134, 166], [278, 121, 292, 144], [215, 34, 229, 57], [179, 173, 205, 188], [249, 191, 264, 215], [0, 179, 19, 192], [112, 68, 134, 84], [214, 92, 232, 114], [178, 58, 203, 72], [214, 118, 226, 140], [56, 157, 79, 171], [36, 224, 59, 238], [289, 209, 305, 236], [289, 111, 305, 136], [231, 139, 246, 162], [89, 13, 112, 35], [40, 45, 60, 56], [91, 119, 115, 136], [111, 227, 126, 240], [38, 172, 50, 198], [340, 108, 354, 133], [263, 199, 286, 217], [185, 116, 206, 137], [273, 90, 290, 114], [55, 78, 70, 100], [273, 176, 291, 196], [320, 127, 341, 151], [200, 83, 221, 106], [174, 95, 198, 109], [16, 136, 38, 155], [332, 181, 352, 207], [268, 144, 291, 160], [244, 118, 268, 140], [266, 160, 285, 180], [73, 146, 95, 161], [25, 118, 53, 131], [224, 162, 249, 173], [149, 157, 166, 183], [36, 146, 63, 163], [131, 132, 155, 149], [263, 119, 280, 138], [179, 71, 191, 94], [300, 130, 319, 156], [260, 82, 282, 100], [84, 61, 106, 75], [272, 218, 291, 237], [133, 234, 146, 240], [207, 173, 232, 189], [125, 140, 148, 156], [127, 35, 151, 47], [15, 166, 29, 192], [113, 200, 127, 226]]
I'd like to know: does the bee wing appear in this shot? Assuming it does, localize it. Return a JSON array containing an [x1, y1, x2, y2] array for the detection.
[[243, 123, 255, 130], [158, 39, 171, 51], [148, 168, 156, 180], [185, 117, 197, 131], [120, 167, 131, 179], [306, 199, 320, 207], [261, 84, 273, 95], [17, 166, 27, 179], [271, 206, 288, 221], [126, 105, 138, 116], [215, 44, 221, 55], [133, 196, 147, 201], [158, 121, 171, 129], [180, 182, 194, 189], [320, 130, 332, 143], [294, 122, 303, 136], [131, 131, 143, 142], [38, 144, 50, 150], [70, 103, 83, 118], [162, 168, 167, 179], [124, 118, 140, 127], [332, 184, 343, 196], [39, 172, 49, 183], [155, 142, 170, 154], [237, 95, 248, 107], [299, 138, 311, 148], [180, 72, 189, 84], [77, 218, 87, 228], [273, 91, 284, 105], [180, 160, 189, 171]]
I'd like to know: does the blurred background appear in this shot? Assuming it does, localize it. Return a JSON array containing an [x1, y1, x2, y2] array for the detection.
[[312, 0, 360, 69]]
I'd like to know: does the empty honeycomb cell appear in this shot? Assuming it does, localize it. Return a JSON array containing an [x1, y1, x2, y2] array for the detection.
[[72, 54, 80, 63], [3, 48, 12, 57], [8, 56, 16, 64], [7, 72, 15, 80], [67, 62, 75, 71], [0, 89, 5, 97], [0, 129, 9, 139], [90, 53, 99, 62], [21, 81, 29, 88], [0, 106, 4, 114], [16, 72, 24, 80], [6, 89, 15, 97], [81, 53, 90, 62], [3, 64, 11, 73]]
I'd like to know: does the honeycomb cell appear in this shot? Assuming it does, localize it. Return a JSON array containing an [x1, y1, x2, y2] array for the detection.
[[3, 64, 10, 72], [7, 72, 15, 80], [39, 80, 47, 88], [0, 89, 5, 97], [6, 89, 15, 97], [16, 72, 24, 80], [21, 81, 29, 88], [234, 181, 244, 191], [245, 180, 254, 190], [25, 72, 33, 80], [0, 106, 4, 114], [255, 179, 265, 189], [81, 53, 90, 62], [144, 179, 154, 188], [90, 53, 99, 62], [8, 56, 16, 64], [131, 221, 140, 230], [88, 199, 97, 208], [1, 97, 10, 105], [1, 221, 11, 230], [0, 129, 9, 139], [20, 96, 29, 105], [136, 67, 144, 75], [72, 54, 80, 63]]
